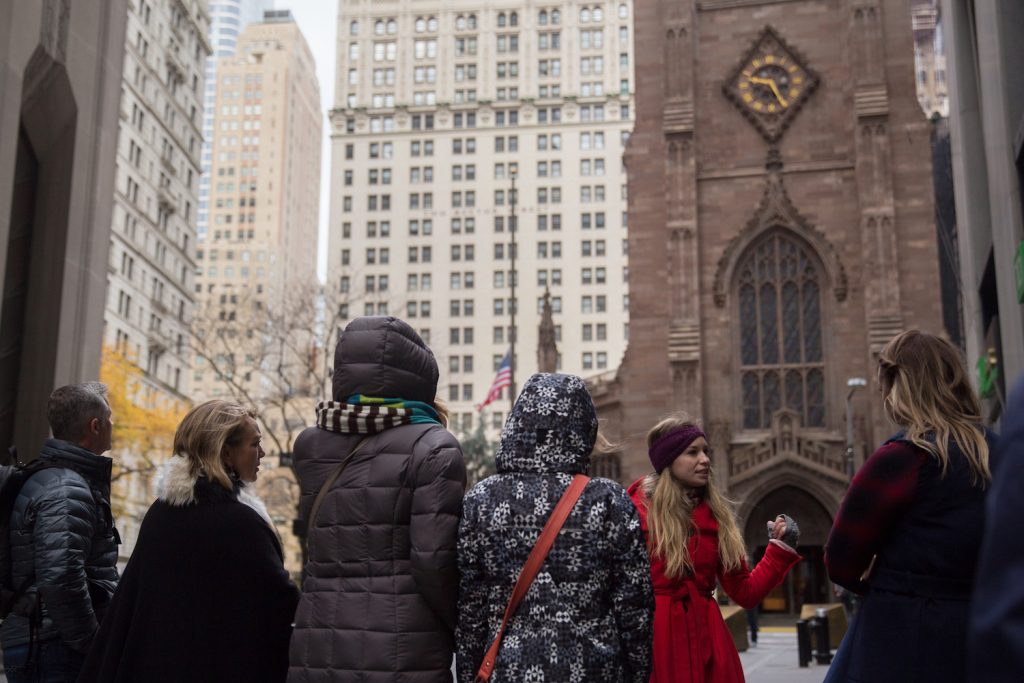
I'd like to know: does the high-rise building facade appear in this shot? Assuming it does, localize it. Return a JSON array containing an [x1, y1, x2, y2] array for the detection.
[[105, 0, 211, 558], [912, 0, 948, 118], [107, 0, 210, 398], [194, 11, 322, 401], [328, 1, 636, 435], [198, 0, 273, 243]]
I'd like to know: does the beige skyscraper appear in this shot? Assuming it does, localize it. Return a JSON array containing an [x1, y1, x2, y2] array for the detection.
[[104, 0, 211, 559], [328, 2, 636, 436], [193, 9, 322, 401], [107, 0, 210, 398], [913, 0, 949, 118]]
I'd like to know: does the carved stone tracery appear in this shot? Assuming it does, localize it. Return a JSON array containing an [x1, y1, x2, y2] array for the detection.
[[713, 152, 848, 308]]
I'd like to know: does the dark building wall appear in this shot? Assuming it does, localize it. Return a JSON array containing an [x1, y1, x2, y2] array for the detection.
[[930, 118, 964, 350], [0, 0, 129, 456]]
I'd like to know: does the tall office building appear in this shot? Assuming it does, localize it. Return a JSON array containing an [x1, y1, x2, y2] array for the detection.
[[194, 11, 322, 399], [105, 0, 211, 557], [198, 0, 273, 243], [912, 0, 949, 118], [329, 2, 636, 435]]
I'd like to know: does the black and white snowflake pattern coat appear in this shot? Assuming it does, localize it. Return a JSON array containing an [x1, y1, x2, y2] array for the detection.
[[456, 373, 654, 683]]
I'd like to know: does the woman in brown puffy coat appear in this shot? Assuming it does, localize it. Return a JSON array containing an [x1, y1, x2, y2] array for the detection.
[[287, 316, 467, 683]]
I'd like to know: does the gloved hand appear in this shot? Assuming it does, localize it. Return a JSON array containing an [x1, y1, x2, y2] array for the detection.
[[766, 514, 800, 548]]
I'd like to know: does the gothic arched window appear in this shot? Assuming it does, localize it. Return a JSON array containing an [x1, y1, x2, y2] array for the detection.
[[737, 232, 826, 430]]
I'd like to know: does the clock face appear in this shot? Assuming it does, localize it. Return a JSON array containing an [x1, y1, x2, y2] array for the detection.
[[724, 28, 819, 143], [738, 56, 807, 114]]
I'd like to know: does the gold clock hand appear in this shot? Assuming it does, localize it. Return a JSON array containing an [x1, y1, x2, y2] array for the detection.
[[767, 80, 789, 107], [750, 77, 788, 107]]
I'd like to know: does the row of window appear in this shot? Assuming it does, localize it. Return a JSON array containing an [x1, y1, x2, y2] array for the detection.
[[347, 5, 627, 37], [339, 212, 628, 240], [345, 132, 623, 163], [353, 57, 625, 91], [346, 104, 630, 137], [351, 266, 623, 294], [339, 238, 628, 268], [340, 265, 626, 294], [341, 183, 612, 213]]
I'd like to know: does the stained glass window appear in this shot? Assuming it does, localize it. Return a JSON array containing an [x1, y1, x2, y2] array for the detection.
[[737, 232, 826, 429]]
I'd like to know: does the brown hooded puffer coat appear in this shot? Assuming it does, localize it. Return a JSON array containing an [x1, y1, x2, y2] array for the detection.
[[287, 317, 467, 683]]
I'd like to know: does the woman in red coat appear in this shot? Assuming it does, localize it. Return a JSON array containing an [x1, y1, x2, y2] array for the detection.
[[629, 415, 801, 683]]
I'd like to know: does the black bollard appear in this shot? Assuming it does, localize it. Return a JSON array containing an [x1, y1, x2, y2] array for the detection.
[[796, 619, 812, 667], [813, 614, 833, 665]]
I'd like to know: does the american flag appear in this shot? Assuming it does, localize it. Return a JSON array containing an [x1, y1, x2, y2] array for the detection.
[[477, 350, 512, 411]]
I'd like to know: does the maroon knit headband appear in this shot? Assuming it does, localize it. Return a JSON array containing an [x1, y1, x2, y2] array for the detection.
[[648, 426, 706, 474]]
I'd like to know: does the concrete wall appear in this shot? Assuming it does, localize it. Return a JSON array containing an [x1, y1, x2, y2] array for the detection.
[[942, 0, 1024, 415], [0, 0, 128, 456]]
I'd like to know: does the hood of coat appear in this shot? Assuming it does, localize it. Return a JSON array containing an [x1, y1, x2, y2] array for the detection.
[[495, 373, 598, 475], [154, 455, 274, 530], [332, 316, 439, 404]]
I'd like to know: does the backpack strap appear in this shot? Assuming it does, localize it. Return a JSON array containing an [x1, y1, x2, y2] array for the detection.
[[303, 437, 370, 558], [474, 474, 590, 682]]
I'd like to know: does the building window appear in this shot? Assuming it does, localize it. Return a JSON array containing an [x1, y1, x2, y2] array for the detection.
[[737, 232, 826, 430]]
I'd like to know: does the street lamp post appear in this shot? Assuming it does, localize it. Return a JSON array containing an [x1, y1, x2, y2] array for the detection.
[[845, 377, 867, 480], [508, 172, 517, 410]]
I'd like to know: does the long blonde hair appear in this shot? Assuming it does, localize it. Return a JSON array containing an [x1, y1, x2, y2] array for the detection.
[[878, 330, 989, 485], [173, 400, 258, 490], [642, 415, 747, 578], [432, 396, 450, 428]]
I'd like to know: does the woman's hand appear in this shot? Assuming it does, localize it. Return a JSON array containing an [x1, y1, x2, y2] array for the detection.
[[766, 514, 800, 548]]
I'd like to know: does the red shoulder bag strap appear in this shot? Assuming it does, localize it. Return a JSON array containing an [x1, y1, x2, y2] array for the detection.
[[474, 473, 591, 682]]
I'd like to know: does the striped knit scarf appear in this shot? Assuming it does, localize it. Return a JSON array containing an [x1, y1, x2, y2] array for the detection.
[[315, 394, 441, 435]]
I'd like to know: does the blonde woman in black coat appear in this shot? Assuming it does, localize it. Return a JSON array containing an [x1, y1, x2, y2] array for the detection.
[[79, 401, 299, 683]]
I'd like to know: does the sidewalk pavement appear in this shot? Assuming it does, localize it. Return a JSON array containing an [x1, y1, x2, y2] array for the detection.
[[741, 627, 832, 682]]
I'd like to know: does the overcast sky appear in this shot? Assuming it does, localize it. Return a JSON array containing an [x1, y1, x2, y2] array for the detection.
[[274, 0, 337, 283]]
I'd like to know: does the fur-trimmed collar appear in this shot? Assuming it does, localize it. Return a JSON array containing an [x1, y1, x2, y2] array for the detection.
[[154, 455, 274, 530]]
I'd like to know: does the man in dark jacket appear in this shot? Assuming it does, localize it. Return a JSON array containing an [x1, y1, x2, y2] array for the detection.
[[1, 382, 120, 683], [288, 317, 467, 683], [969, 376, 1024, 682]]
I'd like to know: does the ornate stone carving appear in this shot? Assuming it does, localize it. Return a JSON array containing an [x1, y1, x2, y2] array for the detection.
[[727, 410, 846, 485], [713, 151, 848, 307]]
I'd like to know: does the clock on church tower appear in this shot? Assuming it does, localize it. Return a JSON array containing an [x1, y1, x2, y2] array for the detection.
[[724, 26, 820, 143]]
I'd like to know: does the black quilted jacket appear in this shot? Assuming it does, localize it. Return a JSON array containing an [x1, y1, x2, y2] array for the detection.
[[456, 373, 654, 683], [0, 439, 119, 654], [288, 317, 467, 683]]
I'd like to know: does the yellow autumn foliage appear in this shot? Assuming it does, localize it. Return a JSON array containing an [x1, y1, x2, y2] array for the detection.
[[100, 345, 187, 455]]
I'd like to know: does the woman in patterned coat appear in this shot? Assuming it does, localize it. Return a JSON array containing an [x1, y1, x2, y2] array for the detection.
[[629, 415, 801, 683], [456, 373, 654, 683]]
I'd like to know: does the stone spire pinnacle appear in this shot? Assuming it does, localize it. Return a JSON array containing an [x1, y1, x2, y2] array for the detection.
[[537, 287, 558, 373]]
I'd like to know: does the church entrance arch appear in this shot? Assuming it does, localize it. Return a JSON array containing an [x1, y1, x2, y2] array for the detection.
[[741, 485, 834, 614]]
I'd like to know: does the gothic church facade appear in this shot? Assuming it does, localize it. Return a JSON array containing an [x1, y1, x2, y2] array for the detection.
[[592, 0, 942, 611]]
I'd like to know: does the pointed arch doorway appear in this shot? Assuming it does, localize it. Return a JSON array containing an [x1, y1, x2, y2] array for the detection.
[[742, 484, 834, 614]]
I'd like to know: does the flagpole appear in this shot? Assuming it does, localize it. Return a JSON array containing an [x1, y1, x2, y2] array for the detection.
[[508, 171, 517, 411]]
